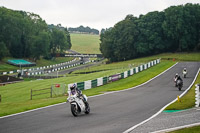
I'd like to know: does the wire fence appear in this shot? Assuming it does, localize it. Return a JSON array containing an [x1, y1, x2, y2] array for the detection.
[[30, 84, 66, 100]]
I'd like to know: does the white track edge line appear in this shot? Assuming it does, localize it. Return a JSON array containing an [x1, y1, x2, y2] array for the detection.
[[123, 66, 200, 133], [0, 62, 177, 119]]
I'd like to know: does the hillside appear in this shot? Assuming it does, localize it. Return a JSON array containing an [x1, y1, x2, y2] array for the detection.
[[70, 33, 101, 54]]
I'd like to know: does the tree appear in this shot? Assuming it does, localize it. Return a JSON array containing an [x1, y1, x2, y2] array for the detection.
[[50, 28, 71, 54], [100, 28, 106, 34], [162, 4, 200, 52], [100, 28, 115, 62], [32, 31, 50, 61], [100, 3, 200, 62], [68, 25, 99, 34], [100, 15, 139, 62], [0, 41, 9, 60], [137, 11, 165, 56], [0, 7, 72, 61]]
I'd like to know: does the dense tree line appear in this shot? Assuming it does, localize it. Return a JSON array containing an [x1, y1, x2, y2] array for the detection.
[[68, 25, 99, 35], [0, 7, 71, 61], [100, 3, 200, 62]]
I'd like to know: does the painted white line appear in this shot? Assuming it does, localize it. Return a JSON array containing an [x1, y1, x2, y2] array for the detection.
[[0, 62, 177, 119], [123, 67, 200, 133], [151, 122, 200, 133]]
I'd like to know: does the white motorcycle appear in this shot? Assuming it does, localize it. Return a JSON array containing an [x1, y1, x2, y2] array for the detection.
[[67, 92, 90, 117]]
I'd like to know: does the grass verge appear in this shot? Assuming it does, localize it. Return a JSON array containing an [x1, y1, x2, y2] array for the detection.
[[169, 125, 200, 133], [70, 33, 101, 54]]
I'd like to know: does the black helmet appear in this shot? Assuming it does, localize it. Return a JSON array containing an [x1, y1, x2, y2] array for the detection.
[[70, 83, 76, 91]]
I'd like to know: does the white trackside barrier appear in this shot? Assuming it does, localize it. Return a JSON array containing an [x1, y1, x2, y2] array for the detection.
[[97, 77, 103, 86], [195, 84, 200, 107], [68, 59, 161, 91]]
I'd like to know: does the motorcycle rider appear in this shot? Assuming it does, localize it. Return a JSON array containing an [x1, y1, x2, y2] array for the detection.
[[183, 68, 187, 73], [177, 75, 183, 82], [183, 68, 187, 77], [174, 73, 179, 86], [176, 75, 183, 88], [174, 73, 179, 80], [68, 84, 87, 104]]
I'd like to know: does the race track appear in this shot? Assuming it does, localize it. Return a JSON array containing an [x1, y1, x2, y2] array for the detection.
[[0, 62, 199, 133]]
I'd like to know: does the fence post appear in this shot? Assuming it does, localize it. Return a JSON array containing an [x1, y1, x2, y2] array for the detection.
[[50, 86, 52, 98], [195, 84, 200, 107], [31, 89, 32, 100]]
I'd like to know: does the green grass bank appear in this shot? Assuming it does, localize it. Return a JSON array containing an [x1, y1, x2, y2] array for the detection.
[[70, 33, 101, 54]]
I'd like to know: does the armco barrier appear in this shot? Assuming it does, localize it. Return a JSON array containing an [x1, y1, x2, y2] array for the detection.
[[67, 59, 160, 91], [195, 84, 200, 107], [92, 79, 97, 88], [77, 82, 85, 90], [121, 72, 124, 79], [103, 77, 108, 85], [97, 77, 103, 86], [85, 80, 92, 90]]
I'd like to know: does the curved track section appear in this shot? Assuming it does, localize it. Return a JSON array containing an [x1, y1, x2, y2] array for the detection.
[[0, 62, 199, 133]]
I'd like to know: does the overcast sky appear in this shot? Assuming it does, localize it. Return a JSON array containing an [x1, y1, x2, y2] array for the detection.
[[0, 0, 199, 30]]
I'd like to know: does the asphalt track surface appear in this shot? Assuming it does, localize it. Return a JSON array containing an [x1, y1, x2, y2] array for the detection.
[[0, 62, 199, 133]]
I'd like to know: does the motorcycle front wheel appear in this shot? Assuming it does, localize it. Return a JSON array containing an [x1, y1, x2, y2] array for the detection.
[[71, 104, 78, 117]]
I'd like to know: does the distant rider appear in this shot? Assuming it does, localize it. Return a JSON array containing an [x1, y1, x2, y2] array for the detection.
[[183, 68, 187, 73], [174, 73, 179, 86], [183, 68, 187, 78], [174, 73, 179, 81], [177, 75, 183, 82], [174, 75, 183, 87]]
